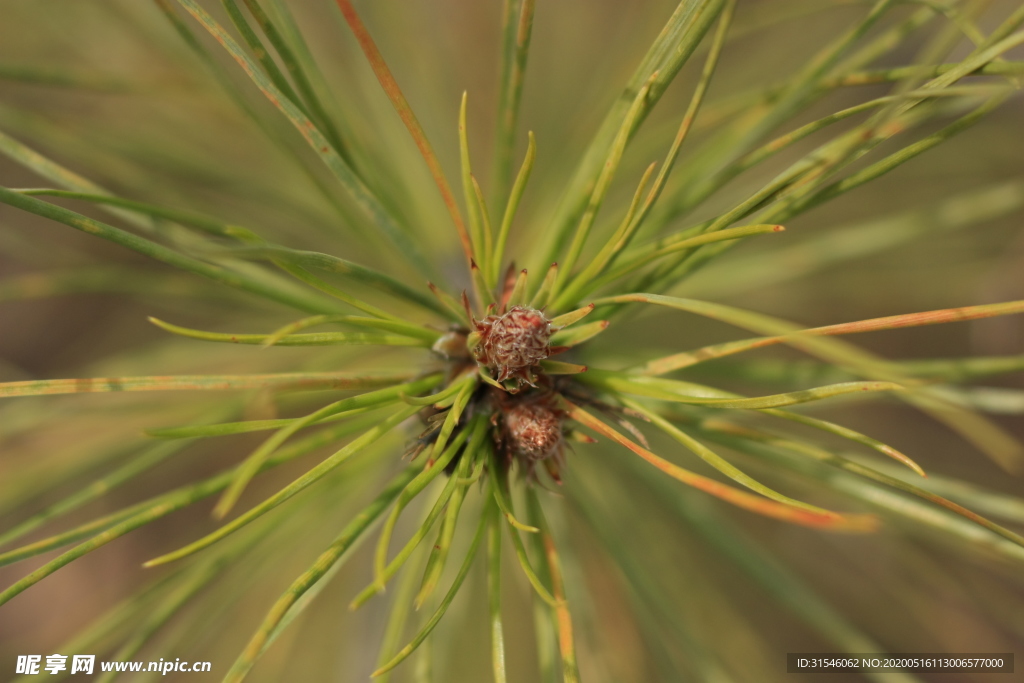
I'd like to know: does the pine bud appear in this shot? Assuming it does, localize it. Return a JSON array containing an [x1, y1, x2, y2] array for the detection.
[[472, 305, 553, 385]]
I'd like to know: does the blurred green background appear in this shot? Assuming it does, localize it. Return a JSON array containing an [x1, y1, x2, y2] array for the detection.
[[1, 1, 1023, 681]]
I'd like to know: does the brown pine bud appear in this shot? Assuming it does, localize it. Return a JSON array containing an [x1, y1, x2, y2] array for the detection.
[[471, 305, 553, 385], [505, 400, 565, 463]]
